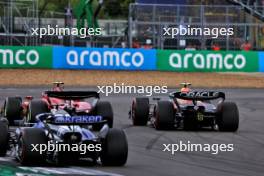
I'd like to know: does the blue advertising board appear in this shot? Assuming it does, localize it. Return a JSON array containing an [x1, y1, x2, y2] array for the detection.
[[53, 47, 157, 70], [258, 52, 264, 72]]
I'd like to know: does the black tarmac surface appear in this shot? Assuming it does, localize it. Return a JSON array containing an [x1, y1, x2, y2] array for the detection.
[[0, 87, 263, 176]]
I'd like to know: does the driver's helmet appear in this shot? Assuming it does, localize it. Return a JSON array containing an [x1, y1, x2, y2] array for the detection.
[[180, 83, 191, 93], [52, 82, 64, 91]]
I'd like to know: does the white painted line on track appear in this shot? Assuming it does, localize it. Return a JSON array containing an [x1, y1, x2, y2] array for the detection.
[[73, 166, 124, 176], [16, 173, 46, 176], [19, 167, 66, 175], [0, 157, 14, 162], [1, 157, 123, 176], [19, 166, 124, 176]]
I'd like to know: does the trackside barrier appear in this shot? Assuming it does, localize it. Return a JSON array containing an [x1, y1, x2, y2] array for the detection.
[[258, 52, 264, 72], [0, 46, 52, 68], [52, 47, 157, 70], [157, 50, 260, 72], [0, 45, 263, 72]]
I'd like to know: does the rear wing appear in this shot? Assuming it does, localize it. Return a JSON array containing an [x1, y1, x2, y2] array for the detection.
[[170, 91, 225, 101], [45, 91, 100, 100]]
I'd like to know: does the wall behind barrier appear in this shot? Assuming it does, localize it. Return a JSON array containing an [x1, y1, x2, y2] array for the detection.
[[0, 45, 263, 72]]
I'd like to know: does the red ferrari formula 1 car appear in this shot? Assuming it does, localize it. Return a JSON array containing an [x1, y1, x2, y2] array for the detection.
[[2, 82, 113, 130]]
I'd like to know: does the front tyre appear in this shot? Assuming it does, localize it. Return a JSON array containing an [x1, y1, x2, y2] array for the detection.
[[101, 129, 128, 166]]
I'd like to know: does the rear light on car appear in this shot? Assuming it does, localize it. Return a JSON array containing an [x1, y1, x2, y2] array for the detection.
[[63, 132, 82, 143], [25, 96, 33, 100]]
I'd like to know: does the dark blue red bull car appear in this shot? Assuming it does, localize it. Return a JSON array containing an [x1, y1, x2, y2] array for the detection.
[[129, 87, 239, 132]]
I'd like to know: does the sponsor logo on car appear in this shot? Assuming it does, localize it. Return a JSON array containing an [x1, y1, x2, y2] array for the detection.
[[54, 115, 103, 123], [180, 91, 220, 98]]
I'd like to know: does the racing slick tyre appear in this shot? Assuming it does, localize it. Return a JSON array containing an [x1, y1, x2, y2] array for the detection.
[[0, 121, 9, 156], [217, 102, 239, 132], [131, 97, 149, 126], [154, 101, 175, 130], [93, 101, 114, 131], [27, 100, 49, 123], [17, 128, 48, 165], [101, 129, 128, 166], [4, 97, 22, 125]]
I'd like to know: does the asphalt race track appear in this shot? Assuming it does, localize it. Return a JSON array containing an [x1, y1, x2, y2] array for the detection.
[[0, 87, 263, 176]]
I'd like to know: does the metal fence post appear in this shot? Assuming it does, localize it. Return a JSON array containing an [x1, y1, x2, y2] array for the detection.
[[128, 3, 133, 48], [201, 4, 205, 49]]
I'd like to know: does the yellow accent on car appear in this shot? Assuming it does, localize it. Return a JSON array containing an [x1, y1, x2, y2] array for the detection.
[[197, 112, 204, 121]]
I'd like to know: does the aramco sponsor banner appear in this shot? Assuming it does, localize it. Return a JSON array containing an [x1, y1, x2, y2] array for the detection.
[[0, 46, 262, 72], [0, 46, 52, 68], [53, 47, 157, 70], [157, 50, 259, 72]]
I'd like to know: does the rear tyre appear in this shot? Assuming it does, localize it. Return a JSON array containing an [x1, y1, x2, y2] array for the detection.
[[217, 102, 239, 132], [18, 128, 48, 165], [154, 101, 175, 130], [101, 129, 128, 166], [93, 101, 113, 131], [0, 121, 9, 156], [4, 97, 22, 125], [131, 98, 149, 126], [27, 100, 48, 123]]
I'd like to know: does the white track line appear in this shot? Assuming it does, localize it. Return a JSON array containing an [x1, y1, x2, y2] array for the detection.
[[1, 157, 124, 176], [73, 166, 124, 176], [0, 157, 14, 162], [19, 166, 123, 176], [19, 167, 65, 175]]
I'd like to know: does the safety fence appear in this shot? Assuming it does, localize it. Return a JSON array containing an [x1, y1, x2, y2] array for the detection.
[[0, 46, 263, 72], [128, 3, 264, 50]]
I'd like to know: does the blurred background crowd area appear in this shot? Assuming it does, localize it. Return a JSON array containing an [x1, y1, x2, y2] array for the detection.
[[0, 0, 264, 50]]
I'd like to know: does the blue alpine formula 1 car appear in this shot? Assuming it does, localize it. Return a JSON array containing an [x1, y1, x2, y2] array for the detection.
[[0, 91, 128, 166]]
